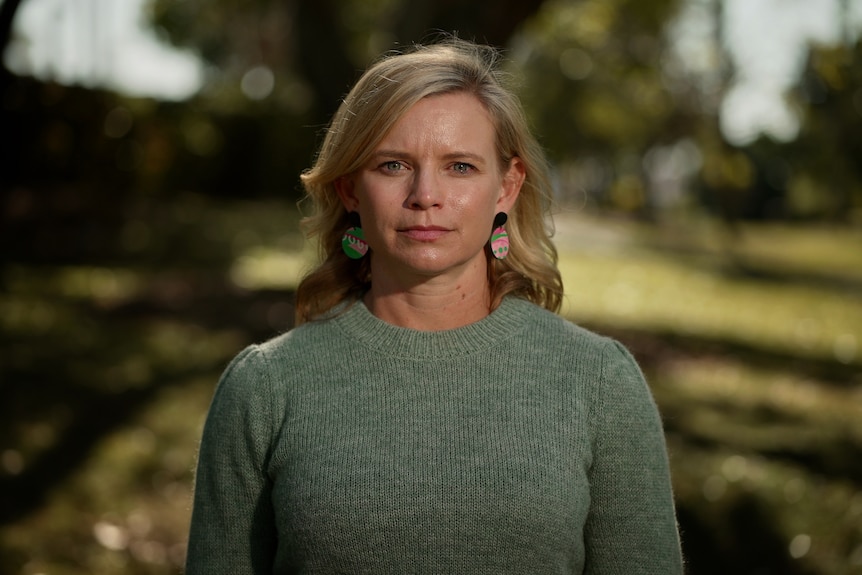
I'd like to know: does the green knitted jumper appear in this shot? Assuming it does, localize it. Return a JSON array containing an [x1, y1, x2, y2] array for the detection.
[[186, 297, 682, 574]]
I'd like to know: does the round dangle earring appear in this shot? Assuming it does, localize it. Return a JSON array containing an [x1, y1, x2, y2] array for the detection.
[[490, 212, 509, 260], [342, 211, 369, 259]]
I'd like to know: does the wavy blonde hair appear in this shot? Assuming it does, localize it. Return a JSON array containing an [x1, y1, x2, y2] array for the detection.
[[295, 37, 562, 324]]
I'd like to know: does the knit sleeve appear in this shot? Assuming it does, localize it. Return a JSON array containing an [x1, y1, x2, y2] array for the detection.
[[186, 345, 279, 575], [583, 340, 683, 575]]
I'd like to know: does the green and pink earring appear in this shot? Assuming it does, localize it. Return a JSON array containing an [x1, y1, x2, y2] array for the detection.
[[490, 212, 509, 260], [342, 211, 369, 259]]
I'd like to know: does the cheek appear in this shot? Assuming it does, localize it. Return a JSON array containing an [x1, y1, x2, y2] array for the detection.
[[357, 200, 398, 246], [453, 182, 499, 212], [466, 184, 503, 221], [358, 180, 403, 215]]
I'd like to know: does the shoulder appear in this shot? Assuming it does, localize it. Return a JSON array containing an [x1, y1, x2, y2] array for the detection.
[[508, 298, 647, 389], [256, 320, 329, 357], [514, 301, 661, 426], [207, 319, 346, 426], [510, 298, 623, 357], [231, 318, 341, 380]]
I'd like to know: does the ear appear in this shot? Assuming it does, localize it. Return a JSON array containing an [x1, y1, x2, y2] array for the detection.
[[497, 156, 525, 213], [334, 176, 359, 212]]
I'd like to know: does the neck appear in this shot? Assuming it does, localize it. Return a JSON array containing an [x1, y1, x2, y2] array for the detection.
[[364, 265, 492, 331]]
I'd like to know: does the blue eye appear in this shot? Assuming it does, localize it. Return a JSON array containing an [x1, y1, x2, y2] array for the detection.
[[379, 161, 404, 173], [453, 162, 473, 174]]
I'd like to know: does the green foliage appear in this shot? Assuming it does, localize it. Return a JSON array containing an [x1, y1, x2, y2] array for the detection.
[[506, 0, 690, 214], [514, 0, 680, 153], [784, 40, 862, 221], [112, 0, 862, 222]]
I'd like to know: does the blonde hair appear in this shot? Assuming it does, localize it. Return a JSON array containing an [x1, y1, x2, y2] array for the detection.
[[296, 37, 563, 324]]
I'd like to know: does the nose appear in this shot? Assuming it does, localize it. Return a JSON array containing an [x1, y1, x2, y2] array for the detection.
[[405, 167, 442, 209]]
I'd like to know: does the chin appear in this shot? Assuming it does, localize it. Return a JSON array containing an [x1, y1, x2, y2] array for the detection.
[[400, 252, 485, 278]]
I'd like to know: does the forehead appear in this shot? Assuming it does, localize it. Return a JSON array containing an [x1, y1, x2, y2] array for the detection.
[[377, 92, 497, 152]]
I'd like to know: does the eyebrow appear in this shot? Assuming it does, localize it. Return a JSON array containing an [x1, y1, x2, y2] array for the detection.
[[372, 150, 488, 164]]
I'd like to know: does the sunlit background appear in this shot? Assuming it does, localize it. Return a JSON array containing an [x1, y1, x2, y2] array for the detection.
[[1, 0, 861, 573]]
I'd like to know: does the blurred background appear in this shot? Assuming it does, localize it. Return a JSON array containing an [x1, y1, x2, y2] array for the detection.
[[1, 0, 861, 573]]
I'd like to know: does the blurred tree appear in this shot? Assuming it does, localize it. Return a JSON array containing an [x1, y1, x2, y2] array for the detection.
[[418, 0, 693, 219], [508, 0, 693, 214], [149, 0, 546, 128], [0, 0, 22, 69], [688, 0, 862, 225], [517, 0, 684, 149], [140, 0, 548, 199], [0, 0, 24, 140], [5, 0, 860, 218], [693, 31, 862, 225], [0, 0, 20, 54], [783, 39, 862, 221]]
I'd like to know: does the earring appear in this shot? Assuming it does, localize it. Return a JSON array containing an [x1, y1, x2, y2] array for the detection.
[[490, 212, 509, 260], [341, 211, 369, 259]]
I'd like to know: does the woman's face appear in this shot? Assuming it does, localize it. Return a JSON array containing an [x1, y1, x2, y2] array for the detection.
[[336, 92, 524, 286]]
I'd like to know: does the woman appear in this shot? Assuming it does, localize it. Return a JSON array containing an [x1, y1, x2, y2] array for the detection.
[[186, 38, 683, 574]]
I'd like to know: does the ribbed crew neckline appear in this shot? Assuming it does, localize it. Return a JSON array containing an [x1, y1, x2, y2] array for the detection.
[[332, 297, 534, 360]]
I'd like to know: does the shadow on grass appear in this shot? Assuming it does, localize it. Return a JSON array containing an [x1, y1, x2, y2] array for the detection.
[[600, 325, 862, 484], [2, 373, 177, 524], [677, 493, 817, 575], [0, 268, 295, 527]]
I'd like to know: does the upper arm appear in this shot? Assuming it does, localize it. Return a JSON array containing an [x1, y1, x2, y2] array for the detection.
[[583, 340, 683, 575], [186, 346, 279, 575]]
